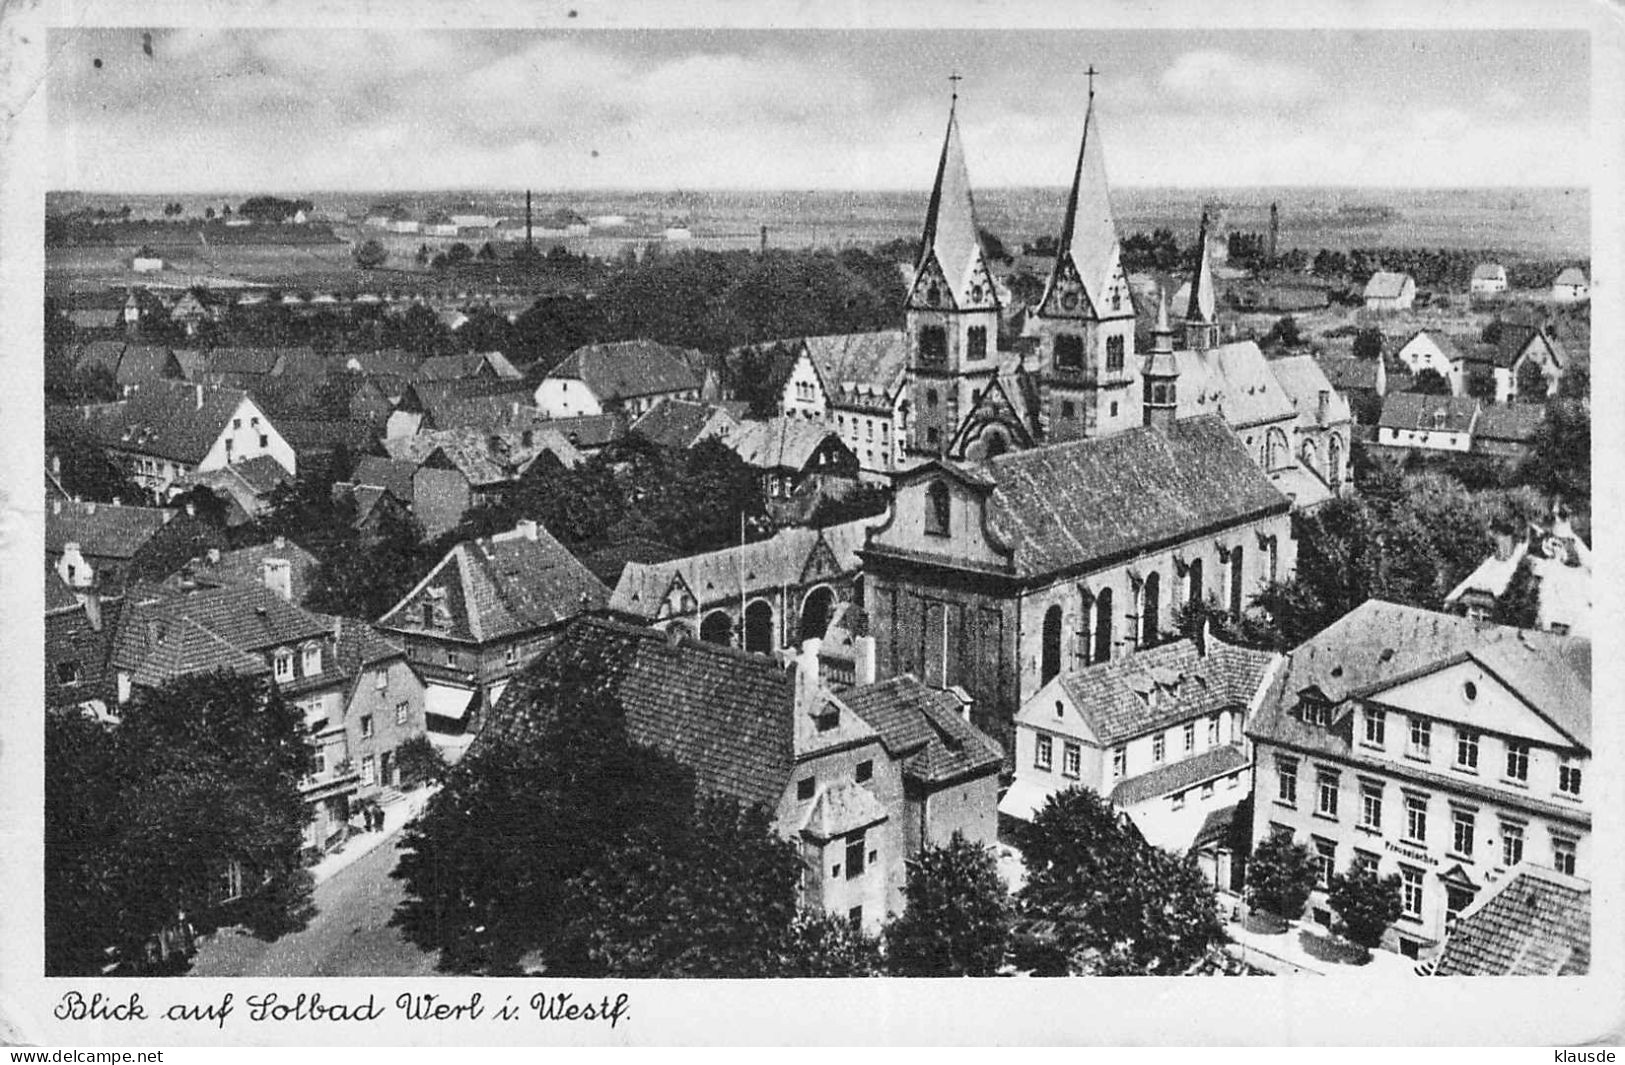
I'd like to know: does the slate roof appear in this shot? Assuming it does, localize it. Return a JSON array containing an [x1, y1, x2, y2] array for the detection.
[[349, 456, 420, 504], [1248, 600, 1591, 757], [948, 416, 1289, 580], [1434, 865, 1589, 976], [331, 615, 407, 674], [46, 500, 173, 559], [1362, 271, 1413, 300], [842, 676, 1003, 785], [378, 522, 610, 643], [1317, 356, 1381, 393], [1049, 91, 1120, 315], [484, 617, 798, 809], [916, 104, 992, 310], [1110, 742, 1250, 807], [1031, 635, 1278, 746], [1377, 393, 1480, 433], [728, 417, 845, 472], [548, 339, 701, 402], [1267, 355, 1352, 426], [1173, 341, 1297, 429], [74, 380, 252, 465], [802, 331, 910, 410], [630, 397, 732, 450], [1495, 325, 1568, 370]]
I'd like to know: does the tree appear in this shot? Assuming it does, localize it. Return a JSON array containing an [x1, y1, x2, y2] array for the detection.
[[776, 913, 885, 977], [1018, 787, 1224, 975], [1521, 400, 1589, 511], [1326, 864, 1403, 959], [977, 227, 1013, 264], [1410, 368, 1451, 395], [1264, 315, 1302, 349], [395, 734, 450, 789], [306, 506, 432, 621], [885, 833, 1012, 976], [353, 239, 388, 269], [1245, 833, 1318, 924], [1352, 327, 1384, 361]]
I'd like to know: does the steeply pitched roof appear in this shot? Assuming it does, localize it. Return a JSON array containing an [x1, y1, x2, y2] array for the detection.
[[958, 416, 1289, 580], [728, 417, 845, 473], [916, 103, 992, 310], [547, 339, 701, 402], [1398, 329, 1466, 364], [1267, 354, 1352, 427], [1047, 90, 1120, 316], [179, 537, 321, 604], [1363, 271, 1413, 299], [382, 425, 580, 486], [1183, 216, 1218, 324], [1495, 325, 1568, 370], [1110, 742, 1249, 807], [1434, 865, 1589, 976], [842, 676, 1002, 785], [111, 579, 333, 686], [1552, 267, 1587, 287], [1473, 403, 1545, 444], [1377, 393, 1480, 433], [378, 522, 609, 643], [46, 500, 173, 559], [484, 617, 798, 809], [630, 397, 732, 450], [349, 456, 420, 503], [330, 615, 407, 674], [204, 346, 297, 376], [74, 380, 255, 465], [1316, 356, 1381, 393], [1173, 341, 1298, 429], [802, 331, 910, 409]]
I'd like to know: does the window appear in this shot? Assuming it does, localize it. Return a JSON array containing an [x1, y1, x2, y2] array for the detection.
[[1316, 770, 1339, 818], [1111, 745, 1126, 780], [967, 325, 987, 361], [1183, 721, 1196, 754], [856, 760, 873, 784], [1152, 733, 1166, 764], [1314, 838, 1337, 889], [1360, 782, 1383, 830], [394, 701, 408, 726], [360, 714, 373, 739], [1452, 809, 1475, 858], [1106, 335, 1125, 373], [1455, 729, 1479, 771], [1559, 760, 1582, 796], [1172, 791, 1185, 810], [1054, 333, 1084, 371], [273, 649, 293, 682], [1062, 742, 1081, 779], [1501, 822, 1524, 867], [1400, 867, 1424, 918], [1057, 400, 1075, 421], [1110, 401, 1118, 418], [797, 777, 815, 801], [55, 661, 82, 686], [1405, 794, 1428, 843], [1408, 718, 1432, 760], [1041, 606, 1063, 685], [917, 325, 947, 365], [1354, 850, 1380, 877], [505, 643, 519, 666], [301, 643, 322, 677], [1207, 715, 1219, 745], [1363, 707, 1386, 747], [1276, 759, 1298, 807], [225, 439, 233, 457], [445, 650, 460, 669], [1505, 741, 1529, 782], [375, 669, 388, 691], [848, 906, 863, 926], [233, 418, 242, 429], [1200, 780, 1214, 800], [259, 434, 269, 448], [845, 831, 866, 879], [1552, 836, 1576, 877], [924, 481, 951, 538], [1035, 733, 1053, 771], [1092, 588, 1114, 664]]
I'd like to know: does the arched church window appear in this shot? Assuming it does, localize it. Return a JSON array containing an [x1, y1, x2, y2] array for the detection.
[[918, 325, 947, 365], [985, 434, 1008, 459], [1061, 401, 1076, 419], [926, 389, 939, 410], [1055, 333, 1084, 371], [1328, 435, 1344, 489], [1188, 558, 1204, 610], [1041, 605, 1063, 685], [1141, 572, 1161, 647], [967, 325, 988, 361], [1093, 589, 1114, 664], [1106, 335, 1125, 373], [925, 481, 951, 538], [1229, 547, 1245, 616]]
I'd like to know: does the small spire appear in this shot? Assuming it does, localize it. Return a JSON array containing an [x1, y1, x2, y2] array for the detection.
[[1185, 214, 1217, 325]]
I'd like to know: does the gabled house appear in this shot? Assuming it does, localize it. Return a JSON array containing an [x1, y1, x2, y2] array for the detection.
[[384, 378, 532, 439], [1470, 403, 1546, 463], [534, 339, 702, 419], [47, 497, 227, 594], [70, 380, 296, 497], [1363, 271, 1416, 312], [72, 341, 187, 389], [727, 417, 860, 500], [330, 617, 429, 791], [172, 454, 291, 529], [46, 569, 124, 719], [376, 520, 610, 737], [1443, 505, 1590, 637], [1550, 267, 1588, 304], [1375, 393, 1480, 453], [1490, 325, 1568, 404], [1247, 600, 1591, 962], [168, 536, 321, 606], [1394, 330, 1467, 392], [380, 426, 582, 537], [1004, 629, 1281, 891], [1469, 263, 1508, 296], [415, 351, 524, 382], [484, 618, 1003, 932], [804, 331, 911, 479], [629, 397, 741, 451]]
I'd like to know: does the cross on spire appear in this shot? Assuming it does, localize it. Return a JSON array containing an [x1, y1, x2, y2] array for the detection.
[[949, 71, 963, 108], [1086, 64, 1098, 100]]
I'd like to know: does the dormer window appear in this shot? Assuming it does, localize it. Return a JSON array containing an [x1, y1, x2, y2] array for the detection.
[[814, 707, 840, 733], [925, 480, 951, 538], [273, 649, 294, 682]]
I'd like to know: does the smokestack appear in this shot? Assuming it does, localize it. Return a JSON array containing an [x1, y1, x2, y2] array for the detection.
[[261, 557, 293, 601], [760, 224, 768, 255], [525, 189, 533, 253], [1318, 390, 1330, 423], [1268, 201, 1280, 264], [795, 638, 823, 715]]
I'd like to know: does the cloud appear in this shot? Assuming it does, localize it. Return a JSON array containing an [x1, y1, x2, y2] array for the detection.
[[1159, 50, 1322, 112]]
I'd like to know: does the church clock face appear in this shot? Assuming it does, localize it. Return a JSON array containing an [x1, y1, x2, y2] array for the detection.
[[1060, 290, 1080, 311], [970, 283, 984, 304]]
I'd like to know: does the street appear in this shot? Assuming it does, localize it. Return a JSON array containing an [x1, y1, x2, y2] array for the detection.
[[188, 829, 444, 978]]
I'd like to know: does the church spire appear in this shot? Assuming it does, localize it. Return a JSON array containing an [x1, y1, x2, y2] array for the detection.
[[911, 87, 994, 312], [1042, 70, 1123, 318], [1153, 286, 1175, 354], [1186, 212, 1218, 324]]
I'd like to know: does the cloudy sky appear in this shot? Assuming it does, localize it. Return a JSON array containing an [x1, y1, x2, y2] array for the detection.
[[47, 28, 1590, 192]]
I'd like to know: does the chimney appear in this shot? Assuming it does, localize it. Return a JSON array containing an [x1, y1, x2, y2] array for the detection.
[[84, 590, 102, 632], [514, 519, 539, 541], [184, 500, 195, 518], [50, 454, 60, 477], [853, 635, 877, 687], [1492, 529, 1514, 561], [195, 384, 204, 410], [1196, 616, 1212, 657], [261, 557, 293, 601], [274, 535, 286, 550], [794, 638, 822, 715]]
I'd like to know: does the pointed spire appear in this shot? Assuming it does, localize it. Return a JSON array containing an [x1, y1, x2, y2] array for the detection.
[[1048, 78, 1121, 314], [915, 92, 988, 308], [1153, 287, 1175, 353], [1186, 212, 1217, 324]]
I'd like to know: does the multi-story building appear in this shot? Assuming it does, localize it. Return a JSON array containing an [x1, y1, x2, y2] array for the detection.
[[533, 339, 703, 420], [1247, 600, 1591, 961]]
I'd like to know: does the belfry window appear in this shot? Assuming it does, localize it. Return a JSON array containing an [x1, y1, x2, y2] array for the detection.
[[918, 326, 947, 365], [1106, 336, 1125, 373], [1055, 334, 1084, 371], [967, 326, 987, 361]]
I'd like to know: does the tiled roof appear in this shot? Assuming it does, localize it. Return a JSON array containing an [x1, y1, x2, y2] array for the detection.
[[378, 522, 609, 643], [527, 413, 624, 449], [967, 416, 1289, 580], [46, 500, 173, 559], [1398, 329, 1467, 364], [1377, 392, 1479, 433], [349, 456, 420, 504], [1030, 635, 1278, 746], [1474, 404, 1545, 444], [1495, 326, 1568, 371], [1317, 356, 1380, 393], [630, 397, 731, 450], [728, 417, 844, 472], [1249, 600, 1591, 754], [1173, 341, 1298, 428], [548, 339, 701, 402], [1363, 271, 1413, 300], [204, 346, 299, 376], [484, 617, 798, 809], [232, 454, 294, 493], [1264, 355, 1351, 430], [802, 332, 910, 406], [111, 579, 333, 686], [74, 380, 253, 465], [73, 342, 184, 386], [179, 538, 321, 604], [842, 676, 1003, 785], [1434, 865, 1589, 976], [1110, 742, 1249, 806], [330, 615, 406, 673], [273, 418, 375, 454], [337, 349, 423, 378]]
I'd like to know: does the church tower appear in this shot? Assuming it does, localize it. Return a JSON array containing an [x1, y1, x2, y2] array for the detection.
[[1182, 212, 1221, 352], [904, 90, 1001, 458], [1033, 71, 1138, 442], [1143, 288, 1180, 431]]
